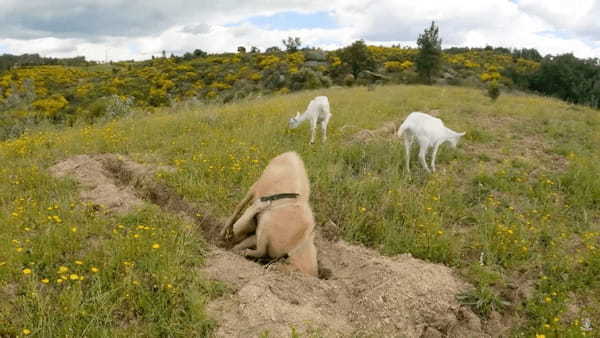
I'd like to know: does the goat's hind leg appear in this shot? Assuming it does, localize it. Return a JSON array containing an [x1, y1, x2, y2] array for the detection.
[[418, 144, 432, 173], [403, 136, 413, 172]]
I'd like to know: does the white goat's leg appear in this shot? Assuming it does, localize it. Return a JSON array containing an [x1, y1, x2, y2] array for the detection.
[[309, 118, 317, 144], [431, 142, 441, 172], [244, 232, 269, 258], [418, 145, 431, 173], [321, 114, 330, 142], [404, 136, 413, 172], [233, 235, 257, 252]]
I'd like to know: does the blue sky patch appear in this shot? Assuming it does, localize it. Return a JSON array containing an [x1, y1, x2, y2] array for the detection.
[[246, 11, 338, 30], [537, 29, 572, 40]]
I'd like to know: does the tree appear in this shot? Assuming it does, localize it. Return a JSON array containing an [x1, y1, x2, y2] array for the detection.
[[250, 46, 260, 53], [529, 53, 600, 108], [237, 46, 246, 54], [193, 49, 207, 58], [282, 37, 302, 53], [337, 40, 376, 78], [265, 46, 281, 53], [416, 21, 442, 84]]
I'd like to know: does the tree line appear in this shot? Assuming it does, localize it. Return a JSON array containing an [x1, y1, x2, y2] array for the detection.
[[0, 53, 92, 72]]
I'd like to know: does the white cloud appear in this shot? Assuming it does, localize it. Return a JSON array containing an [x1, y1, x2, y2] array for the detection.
[[1, 0, 599, 61]]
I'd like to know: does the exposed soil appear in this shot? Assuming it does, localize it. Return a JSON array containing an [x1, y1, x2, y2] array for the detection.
[[204, 232, 507, 337], [49, 154, 146, 214], [49, 154, 508, 337], [49, 154, 223, 242], [349, 120, 400, 143]]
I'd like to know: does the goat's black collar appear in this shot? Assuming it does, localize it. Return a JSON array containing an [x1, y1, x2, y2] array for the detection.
[[260, 193, 300, 202]]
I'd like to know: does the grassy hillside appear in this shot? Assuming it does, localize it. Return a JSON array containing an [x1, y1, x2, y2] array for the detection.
[[1, 47, 539, 140], [1, 84, 599, 336]]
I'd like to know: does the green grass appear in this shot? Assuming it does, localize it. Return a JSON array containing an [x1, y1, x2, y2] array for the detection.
[[1, 84, 599, 336]]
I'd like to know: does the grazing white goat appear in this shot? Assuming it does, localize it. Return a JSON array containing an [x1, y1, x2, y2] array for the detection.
[[220, 151, 318, 277], [289, 96, 332, 144], [397, 112, 465, 173]]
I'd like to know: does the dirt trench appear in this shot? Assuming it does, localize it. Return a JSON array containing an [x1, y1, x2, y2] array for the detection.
[[49, 154, 507, 338]]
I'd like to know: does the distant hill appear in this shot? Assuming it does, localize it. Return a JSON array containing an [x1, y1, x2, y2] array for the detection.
[[1, 44, 599, 141]]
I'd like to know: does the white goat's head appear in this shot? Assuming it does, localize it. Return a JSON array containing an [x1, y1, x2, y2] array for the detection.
[[288, 112, 301, 129], [449, 131, 466, 148]]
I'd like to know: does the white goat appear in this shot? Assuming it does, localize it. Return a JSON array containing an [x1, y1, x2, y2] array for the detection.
[[397, 112, 465, 173], [289, 96, 332, 144]]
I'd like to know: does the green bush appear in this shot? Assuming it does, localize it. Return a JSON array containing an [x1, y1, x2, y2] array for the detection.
[[486, 80, 501, 101]]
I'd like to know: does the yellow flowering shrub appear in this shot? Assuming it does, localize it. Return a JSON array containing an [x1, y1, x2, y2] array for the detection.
[[31, 95, 68, 118]]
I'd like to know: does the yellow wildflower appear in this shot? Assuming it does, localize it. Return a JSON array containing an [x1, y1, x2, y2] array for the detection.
[[152, 243, 160, 249], [41, 278, 49, 284], [22, 268, 32, 275]]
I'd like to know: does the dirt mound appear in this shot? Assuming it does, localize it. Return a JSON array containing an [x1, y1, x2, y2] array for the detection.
[[49, 154, 502, 337], [204, 232, 494, 338], [49, 154, 223, 242], [49, 154, 148, 213]]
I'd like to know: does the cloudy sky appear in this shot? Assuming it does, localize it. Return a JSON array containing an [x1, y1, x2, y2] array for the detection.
[[1, 0, 599, 61]]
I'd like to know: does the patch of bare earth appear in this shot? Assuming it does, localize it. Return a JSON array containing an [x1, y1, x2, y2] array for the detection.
[[49, 154, 505, 338], [49, 154, 147, 213], [204, 232, 504, 337], [348, 120, 400, 143]]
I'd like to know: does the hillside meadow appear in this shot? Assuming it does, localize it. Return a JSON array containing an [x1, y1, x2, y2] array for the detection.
[[1, 84, 599, 337], [1, 47, 540, 141]]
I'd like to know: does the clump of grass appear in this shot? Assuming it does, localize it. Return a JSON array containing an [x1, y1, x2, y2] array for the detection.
[[458, 286, 510, 318]]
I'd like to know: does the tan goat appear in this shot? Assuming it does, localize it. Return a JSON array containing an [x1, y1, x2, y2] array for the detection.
[[220, 151, 318, 277]]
